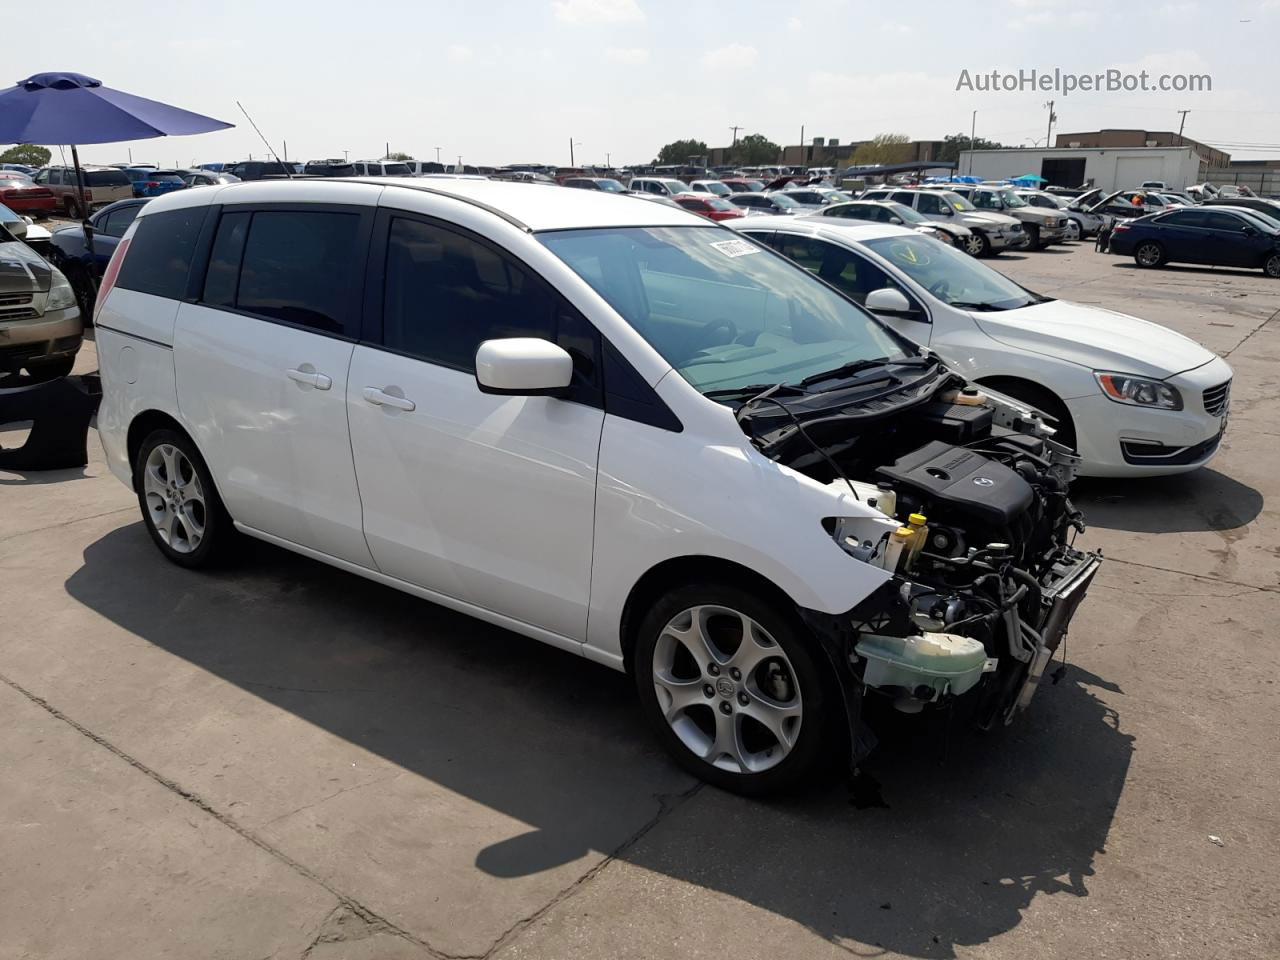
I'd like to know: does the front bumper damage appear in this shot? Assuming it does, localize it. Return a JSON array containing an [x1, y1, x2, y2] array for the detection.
[[800, 545, 1102, 771]]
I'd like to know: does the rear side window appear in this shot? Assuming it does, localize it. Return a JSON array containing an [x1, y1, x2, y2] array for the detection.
[[86, 170, 132, 187], [99, 205, 141, 238], [381, 216, 599, 398], [202, 209, 361, 336], [115, 207, 206, 299]]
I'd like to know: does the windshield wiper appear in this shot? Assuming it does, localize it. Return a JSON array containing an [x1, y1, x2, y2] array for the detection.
[[798, 355, 935, 388], [949, 300, 1008, 312], [704, 382, 804, 401]]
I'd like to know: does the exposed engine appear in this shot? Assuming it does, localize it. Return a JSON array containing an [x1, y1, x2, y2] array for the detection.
[[734, 362, 1102, 738]]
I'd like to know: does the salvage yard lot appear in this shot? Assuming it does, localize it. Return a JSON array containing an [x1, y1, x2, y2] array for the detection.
[[2, 243, 1278, 960]]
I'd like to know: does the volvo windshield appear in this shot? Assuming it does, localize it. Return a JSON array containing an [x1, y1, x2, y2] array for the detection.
[[863, 234, 1044, 311], [540, 227, 911, 395]]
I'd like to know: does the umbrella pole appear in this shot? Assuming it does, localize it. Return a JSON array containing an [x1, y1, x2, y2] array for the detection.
[[69, 144, 96, 305]]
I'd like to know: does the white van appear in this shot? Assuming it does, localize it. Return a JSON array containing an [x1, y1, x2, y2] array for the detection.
[[92, 178, 1099, 793]]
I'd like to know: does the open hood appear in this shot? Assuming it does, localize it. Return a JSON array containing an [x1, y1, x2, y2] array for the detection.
[[970, 299, 1216, 380]]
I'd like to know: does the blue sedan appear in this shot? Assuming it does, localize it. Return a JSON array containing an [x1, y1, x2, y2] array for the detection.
[[1109, 205, 1280, 278]]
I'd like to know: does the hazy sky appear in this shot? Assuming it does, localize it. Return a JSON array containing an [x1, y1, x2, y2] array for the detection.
[[10, 0, 1280, 168]]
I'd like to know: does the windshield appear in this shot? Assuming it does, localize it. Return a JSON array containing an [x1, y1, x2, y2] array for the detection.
[[382, 163, 412, 176], [970, 191, 1002, 210], [828, 190, 856, 202], [700, 181, 731, 196], [706, 197, 735, 211], [863, 234, 1041, 311], [770, 194, 800, 210], [886, 202, 928, 224], [665, 181, 693, 194], [596, 179, 626, 192], [539, 226, 910, 394], [999, 190, 1027, 208], [940, 191, 973, 211]]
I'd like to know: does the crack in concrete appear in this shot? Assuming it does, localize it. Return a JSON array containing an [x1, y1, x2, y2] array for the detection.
[[471, 782, 706, 960], [0, 506, 134, 547], [1103, 555, 1280, 596], [1224, 306, 1280, 359], [0, 670, 447, 960], [259, 772, 404, 830]]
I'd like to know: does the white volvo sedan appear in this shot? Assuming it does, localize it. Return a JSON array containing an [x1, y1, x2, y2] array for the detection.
[[733, 216, 1232, 477], [94, 179, 1101, 793]]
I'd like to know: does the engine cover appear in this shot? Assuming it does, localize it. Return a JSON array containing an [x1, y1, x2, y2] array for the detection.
[[876, 441, 1034, 528]]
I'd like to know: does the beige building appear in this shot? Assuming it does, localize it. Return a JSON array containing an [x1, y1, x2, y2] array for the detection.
[[1054, 129, 1230, 169]]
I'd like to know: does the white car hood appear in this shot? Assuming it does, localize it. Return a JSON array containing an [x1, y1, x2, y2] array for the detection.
[[959, 211, 1019, 229], [970, 299, 1216, 380]]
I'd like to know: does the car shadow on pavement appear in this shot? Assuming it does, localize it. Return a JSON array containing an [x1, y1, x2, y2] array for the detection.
[[65, 523, 1133, 959], [1074, 468, 1263, 533]]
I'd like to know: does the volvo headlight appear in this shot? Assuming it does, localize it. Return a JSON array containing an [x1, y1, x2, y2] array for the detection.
[[46, 269, 78, 312], [1095, 372, 1183, 410]]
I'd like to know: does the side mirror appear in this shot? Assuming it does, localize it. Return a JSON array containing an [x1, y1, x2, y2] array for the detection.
[[940, 207, 954, 216], [865, 287, 922, 319], [888, 216, 903, 225], [5, 218, 27, 239], [475, 338, 573, 397]]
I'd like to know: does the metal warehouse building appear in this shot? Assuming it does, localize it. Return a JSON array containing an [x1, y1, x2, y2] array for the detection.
[[956, 146, 1210, 192]]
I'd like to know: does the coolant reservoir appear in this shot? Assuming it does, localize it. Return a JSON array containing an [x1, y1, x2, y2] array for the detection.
[[855, 632, 990, 698], [942, 387, 988, 406]]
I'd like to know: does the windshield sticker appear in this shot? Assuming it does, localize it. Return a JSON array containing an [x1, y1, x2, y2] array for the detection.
[[885, 241, 932, 266], [710, 238, 761, 258]]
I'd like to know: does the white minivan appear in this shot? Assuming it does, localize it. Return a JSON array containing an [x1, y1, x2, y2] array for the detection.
[[94, 179, 1100, 793]]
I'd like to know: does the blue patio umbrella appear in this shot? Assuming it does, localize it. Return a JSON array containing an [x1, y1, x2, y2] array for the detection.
[[0, 71, 232, 221]]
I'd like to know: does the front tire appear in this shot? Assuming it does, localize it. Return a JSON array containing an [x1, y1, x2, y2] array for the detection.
[[634, 582, 832, 795], [1064, 219, 1081, 241], [965, 231, 991, 257], [1024, 223, 1042, 249], [1135, 241, 1165, 268], [1264, 253, 1280, 278], [133, 429, 235, 569]]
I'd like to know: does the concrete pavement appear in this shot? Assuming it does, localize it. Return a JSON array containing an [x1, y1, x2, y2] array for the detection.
[[1, 242, 1277, 959]]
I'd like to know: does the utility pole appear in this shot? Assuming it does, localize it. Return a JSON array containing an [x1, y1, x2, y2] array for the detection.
[[385, 141, 390, 159], [968, 110, 976, 175], [283, 140, 288, 162], [1176, 109, 1190, 146], [605, 152, 611, 167], [799, 124, 804, 168], [569, 137, 574, 166], [1044, 99, 1057, 149], [434, 146, 442, 163], [729, 125, 741, 146]]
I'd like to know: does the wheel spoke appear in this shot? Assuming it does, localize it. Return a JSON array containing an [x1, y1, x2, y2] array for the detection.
[[154, 505, 174, 543], [160, 445, 179, 484], [653, 673, 706, 721], [711, 709, 750, 771], [726, 614, 775, 675], [662, 606, 720, 672], [176, 503, 204, 548], [741, 691, 803, 751]]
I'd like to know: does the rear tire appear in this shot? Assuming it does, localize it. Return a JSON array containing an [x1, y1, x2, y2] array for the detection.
[[1264, 253, 1280, 279], [1135, 241, 1165, 268], [633, 582, 833, 795], [63, 196, 82, 219], [133, 429, 236, 569]]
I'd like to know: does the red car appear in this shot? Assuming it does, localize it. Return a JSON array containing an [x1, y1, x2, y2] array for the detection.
[[0, 172, 57, 217], [674, 194, 745, 222]]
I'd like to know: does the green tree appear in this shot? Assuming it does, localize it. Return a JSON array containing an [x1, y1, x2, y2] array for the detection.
[[0, 144, 51, 167], [852, 133, 912, 166], [937, 132, 1005, 163], [655, 138, 708, 165], [731, 133, 782, 165], [385, 151, 414, 161]]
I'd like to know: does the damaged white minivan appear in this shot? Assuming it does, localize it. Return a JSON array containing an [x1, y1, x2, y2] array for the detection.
[[94, 179, 1101, 793]]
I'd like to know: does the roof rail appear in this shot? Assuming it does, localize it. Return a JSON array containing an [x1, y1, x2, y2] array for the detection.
[[347, 179, 533, 232]]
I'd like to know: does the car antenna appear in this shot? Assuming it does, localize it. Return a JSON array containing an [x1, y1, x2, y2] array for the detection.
[[236, 101, 293, 179]]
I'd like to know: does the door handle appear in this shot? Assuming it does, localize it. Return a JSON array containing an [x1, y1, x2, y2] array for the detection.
[[287, 368, 332, 390], [362, 386, 416, 412]]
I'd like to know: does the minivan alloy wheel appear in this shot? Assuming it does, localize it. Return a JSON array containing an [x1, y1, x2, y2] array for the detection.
[[652, 604, 803, 774], [143, 443, 206, 553]]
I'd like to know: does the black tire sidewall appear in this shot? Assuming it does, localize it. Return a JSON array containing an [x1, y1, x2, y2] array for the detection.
[[1136, 242, 1163, 267], [632, 582, 833, 795], [133, 429, 230, 568], [1265, 254, 1280, 278]]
